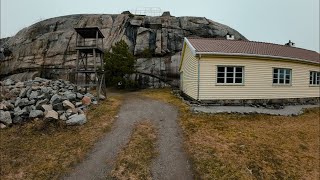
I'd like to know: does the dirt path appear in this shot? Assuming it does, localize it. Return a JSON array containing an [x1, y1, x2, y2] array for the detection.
[[63, 94, 193, 180]]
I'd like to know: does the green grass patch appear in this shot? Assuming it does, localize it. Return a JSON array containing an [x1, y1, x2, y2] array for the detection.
[[110, 121, 157, 180]]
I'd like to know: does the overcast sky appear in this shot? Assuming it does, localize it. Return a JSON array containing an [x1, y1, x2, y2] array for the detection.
[[1, 0, 319, 52]]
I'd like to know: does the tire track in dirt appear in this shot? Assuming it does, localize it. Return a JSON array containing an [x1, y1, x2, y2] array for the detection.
[[63, 94, 193, 180]]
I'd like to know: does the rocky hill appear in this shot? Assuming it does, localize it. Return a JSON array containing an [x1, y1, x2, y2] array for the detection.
[[0, 12, 247, 87]]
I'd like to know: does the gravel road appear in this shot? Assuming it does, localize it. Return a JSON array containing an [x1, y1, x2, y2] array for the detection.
[[63, 94, 193, 180]]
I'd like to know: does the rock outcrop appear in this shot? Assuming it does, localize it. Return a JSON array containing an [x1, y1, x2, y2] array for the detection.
[[0, 12, 247, 87]]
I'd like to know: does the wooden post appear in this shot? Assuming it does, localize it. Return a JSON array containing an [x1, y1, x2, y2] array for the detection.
[[102, 38, 104, 50], [75, 50, 79, 91], [93, 49, 97, 80], [95, 30, 100, 100], [85, 53, 88, 92], [76, 33, 78, 47], [96, 30, 98, 48]]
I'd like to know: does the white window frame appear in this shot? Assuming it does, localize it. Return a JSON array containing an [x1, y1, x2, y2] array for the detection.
[[310, 71, 320, 86], [272, 68, 292, 86], [216, 66, 244, 85]]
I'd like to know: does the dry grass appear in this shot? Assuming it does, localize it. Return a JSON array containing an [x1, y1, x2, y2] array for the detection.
[[142, 89, 320, 180], [0, 95, 123, 180], [110, 121, 157, 180]]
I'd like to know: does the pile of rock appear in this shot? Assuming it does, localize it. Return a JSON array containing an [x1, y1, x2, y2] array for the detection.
[[0, 77, 105, 128]]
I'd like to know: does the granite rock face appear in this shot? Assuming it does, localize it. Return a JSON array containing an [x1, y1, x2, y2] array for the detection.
[[0, 13, 247, 87]]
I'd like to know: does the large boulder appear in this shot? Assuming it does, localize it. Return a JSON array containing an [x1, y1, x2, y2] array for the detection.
[[29, 91, 39, 100], [0, 14, 246, 87], [13, 107, 29, 117], [82, 96, 92, 106], [62, 100, 75, 110], [15, 98, 35, 107], [44, 110, 59, 121], [29, 110, 44, 118], [134, 27, 152, 55], [64, 91, 76, 100], [0, 110, 12, 125], [66, 114, 87, 126], [0, 101, 14, 111], [3, 79, 15, 86], [50, 94, 63, 104], [41, 104, 53, 112]]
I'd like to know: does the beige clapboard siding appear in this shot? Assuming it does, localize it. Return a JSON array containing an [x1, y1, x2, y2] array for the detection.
[[181, 45, 198, 99], [199, 57, 320, 100]]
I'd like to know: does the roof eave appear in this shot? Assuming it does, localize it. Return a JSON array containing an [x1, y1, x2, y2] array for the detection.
[[196, 52, 320, 65], [179, 38, 198, 71], [185, 37, 197, 56]]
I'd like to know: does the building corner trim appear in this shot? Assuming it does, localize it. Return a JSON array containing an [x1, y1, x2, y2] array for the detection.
[[197, 55, 201, 100]]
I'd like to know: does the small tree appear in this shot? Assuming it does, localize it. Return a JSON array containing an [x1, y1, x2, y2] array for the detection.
[[104, 40, 136, 88]]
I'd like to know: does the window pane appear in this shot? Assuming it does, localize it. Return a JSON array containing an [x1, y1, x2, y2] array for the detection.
[[217, 78, 224, 83], [273, 79, 278, 84], [226, 78, 233, 83], [279, 74, 284, 79], [236, 73, 242, 78], [285, 70, 290, 76], [285, 75, 290, 80], [218, 67, 225, 73], [279, 69, 284, 74], [236, 67, 242, 73], [279, 79, 284, 84], [310, 72, 313, 83], [313, 75, 317, 85], [227, 67, 234, 73], [235, 78, 242, 83], [274, 68, 278, 74], [227, 73, 233, 78], [273, 73, 278, 79], [217, 73, 225, 78], [285, 79, 290, 84], [279, 72, 284, 79]]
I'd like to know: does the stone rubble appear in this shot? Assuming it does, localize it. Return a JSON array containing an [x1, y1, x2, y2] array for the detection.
[[0, 77, 102, 127]]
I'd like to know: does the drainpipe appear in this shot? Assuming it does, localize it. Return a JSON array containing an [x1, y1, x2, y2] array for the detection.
[[197, 55, 201, 101]]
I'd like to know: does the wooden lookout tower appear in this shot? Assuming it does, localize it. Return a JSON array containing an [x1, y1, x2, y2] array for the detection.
[[74, 27, 106, 99]]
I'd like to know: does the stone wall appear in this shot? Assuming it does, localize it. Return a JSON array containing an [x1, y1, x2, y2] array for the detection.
[[181, 92, 320, 109]]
